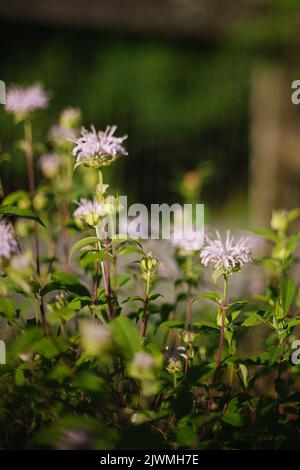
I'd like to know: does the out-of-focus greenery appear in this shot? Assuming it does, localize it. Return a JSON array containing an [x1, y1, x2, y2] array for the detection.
[[1, 22, 255, 207], [2, 1, 300, 208]]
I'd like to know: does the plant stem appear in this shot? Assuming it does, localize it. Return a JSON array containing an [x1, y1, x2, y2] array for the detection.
[[24, 120, 40, 276], [95, 224, 113, 319], [140, 271, 151, 337], [216, 275, 228, 368], [185, 255, 193, 373], [24, 120, 48, 334], [173, 373, 177, 390]]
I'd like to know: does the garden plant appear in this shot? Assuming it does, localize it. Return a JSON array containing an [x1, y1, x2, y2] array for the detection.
[[1, 83, 300, 450]]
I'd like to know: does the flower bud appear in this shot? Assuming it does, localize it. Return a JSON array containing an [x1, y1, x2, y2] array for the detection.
[[129, 352, 156, 380], [140, 253, 157, 279], [166, 357, 183, 374], [39, 153, 61, 179], [183, 330, 196, 344], [80, 321, 112, 356], [33, 191, 47, 211], [271, 210, 288, 233], [59, 107, 81, 129]]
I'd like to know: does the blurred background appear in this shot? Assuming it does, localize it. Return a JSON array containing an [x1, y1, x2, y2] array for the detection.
[[1, 0, 300, 228]]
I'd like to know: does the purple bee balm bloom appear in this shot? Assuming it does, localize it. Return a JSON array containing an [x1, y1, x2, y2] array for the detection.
[[72, 125, 128, 169], [0, 220, 18, 259], [74, 196, 120, 227], [200, 230, 251, 275], [171, 227, 203, 252], [5, 83, 49, 116], [49, 124, 77, 144], [39, 153, 61, 179]]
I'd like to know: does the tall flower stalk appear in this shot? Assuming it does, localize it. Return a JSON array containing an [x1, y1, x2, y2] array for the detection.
[[216, 274, 228, 367], [140, 253, 157, 337], [24, 120, 40, 274], [171, 229, 202, 372], [185, 254, 193, 373], [24, 120, 48, 332], [200, 230, 251, 368], [5, 83, 50, 332], [72, 125, 127, 319]]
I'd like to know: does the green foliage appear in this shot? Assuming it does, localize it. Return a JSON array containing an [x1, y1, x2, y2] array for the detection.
[[1, 102, 300, 451]]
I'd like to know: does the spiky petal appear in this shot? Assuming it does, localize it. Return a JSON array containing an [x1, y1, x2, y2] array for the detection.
[[5, 83, 49, 116], [200, 230, 251, 275], [72, 125, 127, 169], [0, 220, 18, 259]]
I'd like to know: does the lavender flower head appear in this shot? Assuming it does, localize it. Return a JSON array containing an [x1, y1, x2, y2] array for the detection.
[[72, 125, 128, 169], [74, 195, 120, 227], [0, 220, 18, 260], [200, 230, 251, 276], [171, 227, 203, 252], [49, 125, 77, 145], [5, 83, 49, 117], [39, 153, 61, 179], [59, 107, 81, 129]]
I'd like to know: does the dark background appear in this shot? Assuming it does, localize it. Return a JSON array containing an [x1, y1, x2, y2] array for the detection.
[[1, 0, 300, 225]]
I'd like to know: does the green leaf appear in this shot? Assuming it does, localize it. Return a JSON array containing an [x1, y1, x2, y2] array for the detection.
[[281, 278, 297, 314], [288, 316, 300, 328], [221, 412, 246, 427], [242, 311, 265, 327], [72, 371, 105, 393], [2, 190, 29, 206], [118, 245, 143, 256], [148, 293, 163, 302], [287, 207, 300, 224], [192, 321, 219, 332], [239, 364, 248, 388], [248, 227, 277, 242], [110, 316, 141, 359], [69, 236, 100, 260], [122, 295, 144, 304], [42, 274, 90, 297], [0, 297, 15, 323], [159, 320, 185, 329], [174, 425, 197, 447], [15, 363, 31, 386], [32, 337, 66, 359], [80, 250, 113, 268], [193, 292, 221, 304], [226, 300, 248, 315], [118, 273, 131, 287], [0, 205, 45, 227]]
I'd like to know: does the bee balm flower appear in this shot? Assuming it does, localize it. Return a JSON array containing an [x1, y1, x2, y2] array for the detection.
[[5, 83, 49, 118], [74, 195, 120, 227], [59, 107, 81, 129], [0, 220, 18, 260], [72, 125, 127, 169], [39, 153, 61, 179], [200, 230, 251, 276], [80, 321, 112, 356], [129, 352, 156, 380], [171, 227, 203, 252]]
